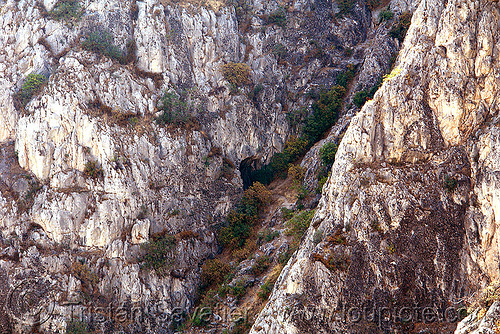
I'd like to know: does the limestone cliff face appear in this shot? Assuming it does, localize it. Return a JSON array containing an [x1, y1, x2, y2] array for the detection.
[[251, 0, 500, 333], [0, 0, 407, 332]]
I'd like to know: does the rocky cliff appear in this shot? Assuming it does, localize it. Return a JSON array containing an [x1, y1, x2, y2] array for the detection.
[[251, 0, 500, 333]]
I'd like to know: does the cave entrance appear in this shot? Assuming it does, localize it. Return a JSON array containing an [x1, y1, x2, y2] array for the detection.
[[239, 158, 260, 190]]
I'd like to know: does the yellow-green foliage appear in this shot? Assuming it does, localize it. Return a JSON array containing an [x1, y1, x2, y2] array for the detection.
[[383, 67, 402, 83], [286, 210, 315, 240], [16, 73, 47, 109], [288, 164, 305, 183], [221, 62, 251, 87]]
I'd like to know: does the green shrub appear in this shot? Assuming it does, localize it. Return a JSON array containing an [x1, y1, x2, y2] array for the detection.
[[302, 85, 345, 144], [228, 279, 247, 301], [49, 0, 83, 22], [82, 29, 123, 61], [16, 73, 47, 109], [258, 281, 274, 300], [316, 171, 330, 194], [257, 229, 280, 245], [251, 255, 271, 276], [285, 210, 315, 240], [353, 77, 382, 108], [336, 64, 356, 88], [66, 320, 89, 334], [83, 160, 103, 179], [200, 259, 231, 288], [156, 91, 196, 126], [379, 8, 394, 22], [335, 0, 355, 15], [288, 164, 305, 183], [281, 207, 294, 220], [141, 234, 177, 276], [249, 68, 352, 186], [444, 175, 457, 192], [267, 8, 286, 28], [389, 12, 412, 42], [219, 182, 271, 249], [272, 43, 287, 58], [319, 142, 338, 166], [221, 62, 251, 87], [248, 84, 264, 101]]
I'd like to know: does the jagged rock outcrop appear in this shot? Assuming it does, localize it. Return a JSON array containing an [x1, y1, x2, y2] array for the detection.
[[251, 0, 500, 333]]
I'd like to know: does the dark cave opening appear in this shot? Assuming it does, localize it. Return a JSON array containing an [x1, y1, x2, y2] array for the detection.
[[239, 158, 259, 190]]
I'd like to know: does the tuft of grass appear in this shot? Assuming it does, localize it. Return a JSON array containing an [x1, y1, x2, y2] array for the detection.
[[15, 73, 47, 110], [83, 160, 103, 180], [141, 233, 177, 277], [379, 8, 394, 22], [49, 0, 83, 22], [82, 29, 123, 62], [444, 175, 458, 192]]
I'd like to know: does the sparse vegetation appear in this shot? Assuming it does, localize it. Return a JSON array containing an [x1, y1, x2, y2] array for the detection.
[[257, 229, 279, 245], [266, 8, 287, 28], [71, 261, 99, 287], [15, 73, 47, 110], [272, 43, 287, 58], [313, 229, 323, 245], [288, 164, 305, 183], [66, 320, 89, 334], [250, 83, 346, 185], [319, 142, 338, 167], [444, 175, 458, 192], [156, 90, 196, 126], [379, 8, 394, 22], [141, 233, 177, 277], [200, 259, 231, 289], [335, 0, 355, 15], [83, 161, 103, 179], [371, 220, 383, 233], [221, 62, 251, 87], [389, 12, 412, 42], [49, 0, 83, 22], [353, 77, 382, 108], [251, 256, 271, 276], [285, 210, 315, 240], [312, 252, 350, 271], [258, 280, 274, 300], [82, 29, 123, 62], [316, 171, 330, 194], [219, 182, 272, 249]]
